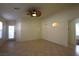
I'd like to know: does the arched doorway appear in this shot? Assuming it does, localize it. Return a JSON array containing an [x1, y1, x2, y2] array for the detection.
[[68, 18, 79, 56]]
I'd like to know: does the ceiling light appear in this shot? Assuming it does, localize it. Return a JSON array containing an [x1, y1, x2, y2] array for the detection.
[[32, 11, 37, 17], [32, 13, 37, 17], [27, 8, 41, 17]]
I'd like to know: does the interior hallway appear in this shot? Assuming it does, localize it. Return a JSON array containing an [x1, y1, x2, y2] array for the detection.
[[0, 39, 74, 56]]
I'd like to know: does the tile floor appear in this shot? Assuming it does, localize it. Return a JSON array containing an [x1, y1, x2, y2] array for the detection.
[[0, 39, 76, 56]]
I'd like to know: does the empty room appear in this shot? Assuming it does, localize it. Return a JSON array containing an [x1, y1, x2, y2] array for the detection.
[[0, 3, 79, 56]]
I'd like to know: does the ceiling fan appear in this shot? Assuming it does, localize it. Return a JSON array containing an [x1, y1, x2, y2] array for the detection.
[[26, 8, 41, 17]]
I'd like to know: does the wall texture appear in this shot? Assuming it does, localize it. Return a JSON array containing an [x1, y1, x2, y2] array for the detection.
[[41, 8, 79, 46], [16, 18, 21, 41], [41, 16, 68, 46], [20, 17, 41, 41], [16, 7, 79, 47]]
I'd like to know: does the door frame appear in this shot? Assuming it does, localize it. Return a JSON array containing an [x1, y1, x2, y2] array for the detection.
[[68, 19, 76, 48], [6, 20, 16, 41], [68, 18, 79, 55]]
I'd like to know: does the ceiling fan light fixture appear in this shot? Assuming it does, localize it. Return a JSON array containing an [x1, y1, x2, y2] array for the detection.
[[32, 13, 37, 17], [27, 8, 41, 17], [32, 11, 37, 17]]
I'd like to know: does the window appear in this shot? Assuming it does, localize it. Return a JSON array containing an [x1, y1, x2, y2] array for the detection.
[[0, 21, 3, 39], [8, 26, 15, 39], [76, 23, 79, 36]]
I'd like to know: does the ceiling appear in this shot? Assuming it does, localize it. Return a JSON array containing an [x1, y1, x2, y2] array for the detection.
[[0, 3, 78, 20]]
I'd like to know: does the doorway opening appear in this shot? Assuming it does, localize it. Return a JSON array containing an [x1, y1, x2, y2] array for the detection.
[[68, 18, 79, 56]]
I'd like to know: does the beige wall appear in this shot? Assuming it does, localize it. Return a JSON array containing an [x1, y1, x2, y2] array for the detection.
[[41, 16, 68, 46], [20, 17, 41, 41], [6, 20, 16, 26], [41, 8, 79, 46], [16, 19, 21, 41], [16, 7, 79, 47], [68, 19, 76, 48]]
